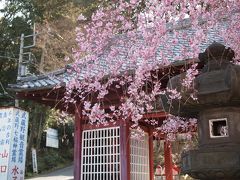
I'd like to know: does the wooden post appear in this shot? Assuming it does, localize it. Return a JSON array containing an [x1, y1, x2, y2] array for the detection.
[[164, 141, 173, 180], [149, 129, 154, 180], [120, 121, 131, 180], [74, 106, 83, 180]]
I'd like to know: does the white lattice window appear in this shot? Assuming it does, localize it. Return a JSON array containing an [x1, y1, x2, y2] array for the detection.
[[81, 127, 121, 180], [130, 131, 150, 180]]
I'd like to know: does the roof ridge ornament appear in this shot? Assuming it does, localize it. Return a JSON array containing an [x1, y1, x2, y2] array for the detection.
[[199, 42, 235, 63], [198, 42, 235, 72]]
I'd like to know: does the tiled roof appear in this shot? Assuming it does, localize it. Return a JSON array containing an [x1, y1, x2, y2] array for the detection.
[[8, 20, 226, 92]]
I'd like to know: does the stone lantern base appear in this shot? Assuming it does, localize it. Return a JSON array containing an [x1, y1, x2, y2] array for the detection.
[[181, 107, 240, 180], [182, 147, 240, 179]]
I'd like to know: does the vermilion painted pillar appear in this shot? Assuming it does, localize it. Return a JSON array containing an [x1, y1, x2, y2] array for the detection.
[[164, 141, 173, 180], [120, 121, 131, 180], [149, 129, 154, 180], [74, 106, 83, 180]]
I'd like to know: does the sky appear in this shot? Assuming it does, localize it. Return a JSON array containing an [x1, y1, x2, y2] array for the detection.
[[0, 0, 5, 17]]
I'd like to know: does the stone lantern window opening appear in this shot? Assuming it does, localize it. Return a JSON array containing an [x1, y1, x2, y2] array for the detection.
[[209, 118, 229, 138]]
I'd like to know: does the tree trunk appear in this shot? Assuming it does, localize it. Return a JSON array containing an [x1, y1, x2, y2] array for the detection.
[[36, 112, 45, 150], [26, 109, 38, 172]]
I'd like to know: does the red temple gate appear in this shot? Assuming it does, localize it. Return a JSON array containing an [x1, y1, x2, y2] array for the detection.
[[9, 66, 183, 180]]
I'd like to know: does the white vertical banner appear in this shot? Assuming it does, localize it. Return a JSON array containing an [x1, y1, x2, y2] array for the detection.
[[0, 107, 29, 180], [46, 128, 59, 148], [31, 148, 38, 173], [0, 108, 12, 179]]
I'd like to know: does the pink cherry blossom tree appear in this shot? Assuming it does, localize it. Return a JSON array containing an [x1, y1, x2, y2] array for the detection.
[[65, 0, 240, 140]]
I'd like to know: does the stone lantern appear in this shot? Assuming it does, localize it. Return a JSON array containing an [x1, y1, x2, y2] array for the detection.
[[162, 42, 240, 179]]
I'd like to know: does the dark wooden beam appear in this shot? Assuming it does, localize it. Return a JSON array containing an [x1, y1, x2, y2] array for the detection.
[[143, 111, 167, 119], [82, 121, 121, 130]]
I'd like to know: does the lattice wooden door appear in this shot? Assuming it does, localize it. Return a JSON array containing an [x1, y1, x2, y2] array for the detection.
[[81, 127, 121, 180], [130, 131, 150, 180]]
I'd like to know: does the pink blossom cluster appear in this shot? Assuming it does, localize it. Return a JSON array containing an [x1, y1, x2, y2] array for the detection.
[[182, 63, 199, 100], [65, 0, 240, 140], [157, 115, 197, 141], [166, 87, 182, 100], [182, 64, 198, 89], [130, 127, 146, 140]]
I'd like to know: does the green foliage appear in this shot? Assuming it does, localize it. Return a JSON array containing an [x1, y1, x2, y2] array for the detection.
[[2, 0, 85, 22], [42, 149, 65, 169], [0, 0, 77, 176], [26, 148, 73, 176], [23, 104, 74, 176], [0, 16, 32, 106], [44, 109, 74, 148], [74, 0, 102, 18]]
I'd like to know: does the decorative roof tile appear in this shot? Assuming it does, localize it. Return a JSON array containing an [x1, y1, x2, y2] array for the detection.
[[8, 21, 227, 92]]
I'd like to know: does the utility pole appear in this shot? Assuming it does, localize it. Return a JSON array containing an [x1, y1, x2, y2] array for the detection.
[[17, 34, 25, 81], [15, 34, 24, 107], [15, 24, 37, 107]]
